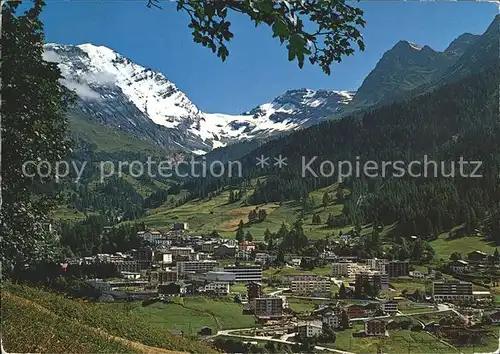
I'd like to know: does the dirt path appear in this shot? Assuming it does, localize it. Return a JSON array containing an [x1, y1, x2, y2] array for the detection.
[[2, 291, 186, 354]]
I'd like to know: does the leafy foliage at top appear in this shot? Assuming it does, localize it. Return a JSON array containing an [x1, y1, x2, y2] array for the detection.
[[148, 0, 365, 74]]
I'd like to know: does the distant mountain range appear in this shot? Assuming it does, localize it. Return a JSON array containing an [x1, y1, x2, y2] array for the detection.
[[44, 43, 353, 154], [44, 15, 499, 155]]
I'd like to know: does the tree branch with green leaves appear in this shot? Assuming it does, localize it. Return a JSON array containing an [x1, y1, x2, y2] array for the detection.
[[147, 0, 365, 75]]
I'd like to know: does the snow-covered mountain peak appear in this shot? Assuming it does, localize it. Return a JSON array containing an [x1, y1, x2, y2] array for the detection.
[[245, 88, 354, 125], [44, 42, 353, 153], [45, 42, 202, 129]]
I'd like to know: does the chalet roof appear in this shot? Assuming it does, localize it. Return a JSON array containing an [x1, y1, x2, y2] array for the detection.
[[246, 282, 263, 287], [364, 318, 387, 324], [468, 250, 488, 256], [489, 311, 500, 319]]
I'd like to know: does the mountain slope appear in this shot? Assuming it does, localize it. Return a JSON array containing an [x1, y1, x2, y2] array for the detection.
[[351, 40, 455, 107], [440, 14, 499, 83], [44, 43, 353, 154], [351, 15, 498, 108], [443, 33, 480, 59], [180, 62, 499, 241], [2, 283, 216, 353]]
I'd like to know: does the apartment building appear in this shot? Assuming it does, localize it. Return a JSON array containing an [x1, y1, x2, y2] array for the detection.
[[432, 280, 473, 302], [365, 258, 389, 273], [169, 246, 194, 258], [348, 263, 371, 277], [223, 265, 262, 282], [254, 297, 283, 317], [206, 271, 236, 283], [154, 252, 173, 264], [332, 262, 351, 277], [131, 248, 154, 270], [283, 274, 319, 284], [291, 278, 331, 296], [355, 271, 389, 293], [158, 270, 178, 283], [364, 319, 387, 336], [177, 260, 218, 275], [247, 282, 264, 300], [114, 260, 140, 273], [385, 260, 410, 278]]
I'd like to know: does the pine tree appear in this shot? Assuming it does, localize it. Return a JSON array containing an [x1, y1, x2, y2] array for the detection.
[[340, 311, 349, 329], [338, 283, 347, 299], [322, 192, 330, 209], [264, 228, 272, 242], [248, 209, 257, 223], [235, 228, 245, 243], [258, 209, 267, 222], [267, 237, 274, 251], [245, 231, 253, 242], [238, 219, 245, 229]]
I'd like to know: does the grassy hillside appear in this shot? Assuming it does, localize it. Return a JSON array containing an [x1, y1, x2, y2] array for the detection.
[[102, 297, 256, 334], [430, 231, 496, 261], [2, 291, 138, 353], [69, 114, 169, 155], [140, 183, 374, 239], [2, 283, 216, 354]]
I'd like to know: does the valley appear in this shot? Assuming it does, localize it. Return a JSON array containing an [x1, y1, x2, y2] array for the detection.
[[3, 2, 500, 353]]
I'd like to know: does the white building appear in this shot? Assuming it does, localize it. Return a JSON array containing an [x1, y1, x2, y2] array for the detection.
[[322, 312, 341, 329], [366, 258, 389, 273], [283, 274, 318, 284], [206, 271, 236, 283], [409, 271, 426, 279], [169, 246, 194, 258], [450, 260, 469, 273], [236, 250, 252, 261], [177, 260, 218, 275], [254, 253, 271, 264], [297, 322, 323, 338], [380, 300, 398, 315], [204, 282, 230, 296], [223, 265, 262, 282], [155, 252, 173, 264], [432, 280, 473, 302], [291, 279, 331, 296]]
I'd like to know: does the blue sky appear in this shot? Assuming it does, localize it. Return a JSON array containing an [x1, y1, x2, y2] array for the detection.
[[41, 1, 498, 114]]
